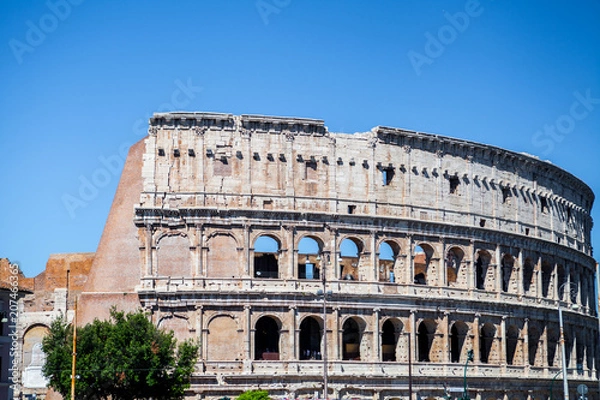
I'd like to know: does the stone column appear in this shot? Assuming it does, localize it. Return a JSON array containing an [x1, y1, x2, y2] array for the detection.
[[473, 314, 480, 363], [373, 308, 381, 362], [410, 310, 417, 363], [333, 307, 341, 359], [244, 225, 251, 277], [196, 224, 204, 277], [440, 238, 447, 287], [407, 235, 414, 285], [245, 305, 252, 363], [523, 318, 529, 367], [442, 311, 450, 363], [468, 240, 476, 290], [495, 245, 502, 293], [145, 224, 153, 276], [371, 230, 378, 282], [517, 248, 524, 296], [196, 305, 204, 360], [500, 316, 507, 365], [289, 305, 297, 360]]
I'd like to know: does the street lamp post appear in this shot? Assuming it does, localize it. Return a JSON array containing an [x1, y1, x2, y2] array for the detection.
[[459, 349, 474, 400], [558, 281, 578, 400]]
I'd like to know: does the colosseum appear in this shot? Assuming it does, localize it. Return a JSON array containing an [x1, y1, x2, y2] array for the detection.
[[15, 112, 599, 400]]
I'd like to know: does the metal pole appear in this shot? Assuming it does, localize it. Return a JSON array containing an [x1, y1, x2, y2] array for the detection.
[[322, 256, 328, 400], [70, 297, 77, 400], [408, 332, 413, 400], [550, 369, 562, 400], [558, 303, 569, 400]]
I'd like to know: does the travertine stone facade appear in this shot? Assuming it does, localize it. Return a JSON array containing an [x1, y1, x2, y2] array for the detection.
[[20, 112, 600, 400]]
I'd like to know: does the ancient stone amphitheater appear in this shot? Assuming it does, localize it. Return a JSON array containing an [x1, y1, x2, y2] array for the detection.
[[19, 112, 600, 400]]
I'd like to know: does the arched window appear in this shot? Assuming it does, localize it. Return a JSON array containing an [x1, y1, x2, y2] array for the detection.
[[299, 317, 322, 360], [501, 254, 514, 293], [417, 320, 437, 362], [414, 244, 434, 285], [445, 247, 464, 286], [255, 316, 280, 360], [541, 261, 553, 298], [339, 238, 362, 281], [528, 326, 541, 366], [298, 237, 322, 280], [475, 251, 491, 290], [506, 325, 519, 365], [480, 323, 496, 363], [254, 235, 280, 279], [378, 241, 399, 282], [523, 258, 535, 294], [342, 318, 362, 360], [546, 326, 559, 367], [450, 321, 468, 363], [381, 320, 397, 361]]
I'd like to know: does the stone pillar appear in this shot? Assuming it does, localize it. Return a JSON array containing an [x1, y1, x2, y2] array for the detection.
[[331, 228, 338, 281], [371, 230, 378, 282], [517, 248, 524, 296], [373, 308, 381, 362], [495, 245, 502, 293], [523, 318, 529, 367], [440, 238, 447, 287], [145, 224, 153, 276], [468, 240, 476, 290], [500, 316, 507, 365], [244, 225, 251, 277], [286, 225, 295, 279], [196, 224, 204, 277], [245, 305, 252, 362], [333, 307, 341, 359], [196, 305, 204, 360], [410, 310, 417, 364], [536, 255, 542, 299], [407, 235, 414, 285], [289, 305, 297, 360], [442, 311, 450, 363], [473, 314, 480, 363]]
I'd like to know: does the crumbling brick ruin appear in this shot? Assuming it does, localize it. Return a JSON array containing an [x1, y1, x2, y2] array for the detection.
[[17, 112, 599, 400]]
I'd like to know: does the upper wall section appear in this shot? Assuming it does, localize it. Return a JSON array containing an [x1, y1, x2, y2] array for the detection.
[[140, 112, 595, 256]]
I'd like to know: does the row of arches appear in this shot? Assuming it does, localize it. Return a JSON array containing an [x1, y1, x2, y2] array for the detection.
[[150, 231, 595, 311], [182, 311, 597, 371]]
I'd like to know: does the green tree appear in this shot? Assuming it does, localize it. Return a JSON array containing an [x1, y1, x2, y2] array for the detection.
[[237, 390, 270, 400], [42, 308, 199, 400]]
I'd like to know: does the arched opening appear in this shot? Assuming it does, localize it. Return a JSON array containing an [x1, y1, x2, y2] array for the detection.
[[557, 264, 566, 300], [450, 321, 468, 363], [378, 241, 399, 282], [298, 236, 322, 280], [506, 325, 519, 365], [299, 316, 322, 360], [414, 244, 434, 285], [254, 235, 280, 279], [381, 320, 397, 361], [445, 247, 464, 286], [523, 258, 535, 294], [156, 234, 191, 277], [417, 319, 437, 362], [22, 325, 50, 389], [480, 323, 496, 364], [342, 318, 362, 360], [254, 316, 280, 360], [339, 238, 362, 281], [475, 250, 492, 290], [501, 254, 514, 293], [528, 326, 541, 366], [546, 327, 559, 367], [541, 261, 553, 298]]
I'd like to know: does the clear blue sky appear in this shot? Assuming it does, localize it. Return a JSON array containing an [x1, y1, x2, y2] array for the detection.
[[1, 1, 599, 277]]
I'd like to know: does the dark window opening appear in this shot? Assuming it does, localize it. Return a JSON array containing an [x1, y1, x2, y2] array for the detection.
[[480, 324, 495, 363], [506, 326, 519, 365], [382, 167, 395, 186], [479, 219, 486, 227], [523, 259, 534, 293], [342, 319, 361, 360], [449, 176, 460, 194], [347, 205, 356, 214], [254, 253, 278, 278], [381, 320, 397, 361], [173, 149, 180, 157], [299, 317, 322, 360], [255, 317, 280, 360], [566, 207, 572, 222], [188, 149, 195, 157], [502, 187, 512, 204], [158, 148, 165, 156], [540, 196, 549, 214], [417, 321, 436, 362], [450, 323, 467, 363], [525, 228, 530, 236]]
